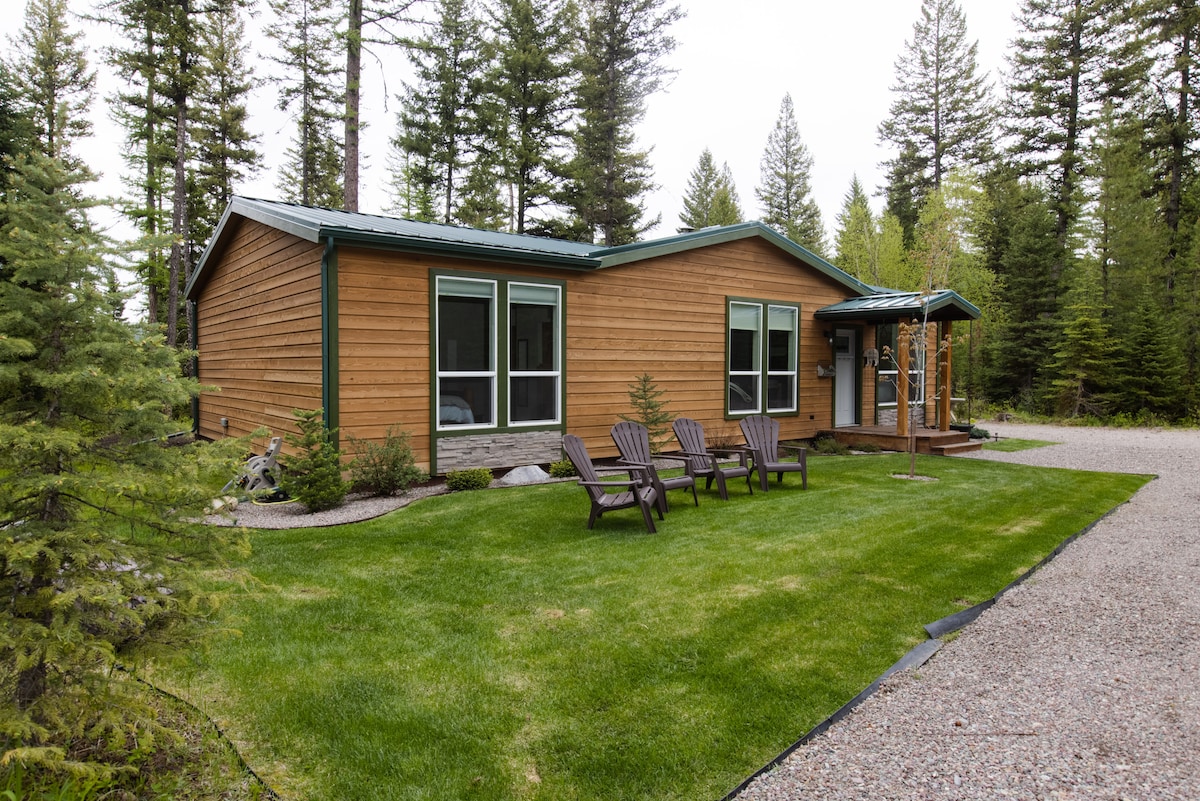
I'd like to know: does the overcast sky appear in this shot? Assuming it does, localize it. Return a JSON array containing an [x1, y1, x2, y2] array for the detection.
[[2, 0, 1022, 244]]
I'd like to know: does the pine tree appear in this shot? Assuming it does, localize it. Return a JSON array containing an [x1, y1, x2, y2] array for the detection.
[[560, 0, 683, 245], [393, 0, 488, 225], [755, 93, 825, 255], [679, 148, 742, 229], [267, 0, 345, 208], [486, 0, 574, 233], [878, 0, 995, 241]]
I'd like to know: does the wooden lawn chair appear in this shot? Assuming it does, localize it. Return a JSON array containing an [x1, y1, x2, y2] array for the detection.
[[610, 421, 697, 514], [671, 417, 753, 501], [739, 415, 808, 491], [562, 434, 662, 533]]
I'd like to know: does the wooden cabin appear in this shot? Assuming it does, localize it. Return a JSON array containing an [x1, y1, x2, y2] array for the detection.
[[185, 198, 981, 473]]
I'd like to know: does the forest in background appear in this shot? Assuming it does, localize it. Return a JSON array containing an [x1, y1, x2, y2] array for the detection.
[[2, 0, 1198, 423]]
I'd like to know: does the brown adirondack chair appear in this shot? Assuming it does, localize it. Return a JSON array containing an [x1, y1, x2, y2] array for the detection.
[[739, 414, 808, 491], [671, 417, 753, 501], [610, 421, 697, 514], [562, 434, 662, 533]]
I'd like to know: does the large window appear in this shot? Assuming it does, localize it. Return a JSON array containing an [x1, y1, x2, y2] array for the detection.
[[727, 300, 798, 414], [436, 275, 561, 431]]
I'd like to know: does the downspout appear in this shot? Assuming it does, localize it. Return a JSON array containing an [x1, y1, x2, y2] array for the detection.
[[321, 235, 340, 447], [188, 300, 199, 435]]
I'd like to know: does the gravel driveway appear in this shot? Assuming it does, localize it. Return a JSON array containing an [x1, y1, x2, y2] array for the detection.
[[735, 423, 1200, 800]]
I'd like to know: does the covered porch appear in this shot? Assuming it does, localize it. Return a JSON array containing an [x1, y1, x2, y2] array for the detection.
[[815, 289, 982, 455]]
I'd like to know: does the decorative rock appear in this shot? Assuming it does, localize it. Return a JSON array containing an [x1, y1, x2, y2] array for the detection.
[[498, 465, 551, 486]]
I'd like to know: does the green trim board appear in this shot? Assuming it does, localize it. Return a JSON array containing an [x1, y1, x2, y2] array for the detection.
[[322, 237, 339, 444]]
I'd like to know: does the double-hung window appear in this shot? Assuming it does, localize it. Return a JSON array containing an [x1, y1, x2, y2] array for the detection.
[[727, 299, 798, 415], [435, 275, 562, 431]]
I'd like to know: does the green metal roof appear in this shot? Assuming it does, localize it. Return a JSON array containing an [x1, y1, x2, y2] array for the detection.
[[186, 198, 885, 302], [814, 290, 981, 322]]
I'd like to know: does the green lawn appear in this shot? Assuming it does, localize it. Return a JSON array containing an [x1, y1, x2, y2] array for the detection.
[[170, 454, 1148, 801], [983, 437, 1059, 452]]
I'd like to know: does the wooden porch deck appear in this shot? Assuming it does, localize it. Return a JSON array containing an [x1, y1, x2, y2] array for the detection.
[[820, 426, 983, 456]]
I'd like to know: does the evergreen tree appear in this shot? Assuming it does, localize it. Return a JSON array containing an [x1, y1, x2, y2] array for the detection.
[[1006, 0, 1149, 263], [755, 93, 825, 255], [8, 0, 94, 167], [1050, 273, 1117, 417], [393, 0, 488, 225], [189, 1, 261, 256], [267, 0, 345, 208], [1140, 1, 1200, 291], [342, 0, 422, 211], [878, 0, 995, 241], [1115, 288, 1187, 416], [486, 0, 574, 233], [679, 148, 742, 229], [0, 112, 244, 786], [559, 0, 683, 245], [1091, 105, 1169, 308], [104, 0, 173, 327], [987, 184, 1066, 410], [833, 175, 876, 282]]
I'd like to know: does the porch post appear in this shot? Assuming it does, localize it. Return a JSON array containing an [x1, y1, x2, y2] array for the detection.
[[939, 320, 953, 431], [897, 321, 910, 437]]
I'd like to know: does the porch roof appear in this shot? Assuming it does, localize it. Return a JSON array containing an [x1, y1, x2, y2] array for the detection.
[[814, 290, 981, 323]]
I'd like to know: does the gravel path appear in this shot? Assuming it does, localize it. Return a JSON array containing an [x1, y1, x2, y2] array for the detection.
[[736, 423, 1200, 801]]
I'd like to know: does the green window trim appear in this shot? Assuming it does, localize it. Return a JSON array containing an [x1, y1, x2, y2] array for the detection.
[[726, 297, 800, 417], [432, 269, 566, 437]]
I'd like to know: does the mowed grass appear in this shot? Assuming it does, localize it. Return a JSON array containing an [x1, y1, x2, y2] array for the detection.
[[171, 454, 1149, 801], [983, 437, 1059, 452]]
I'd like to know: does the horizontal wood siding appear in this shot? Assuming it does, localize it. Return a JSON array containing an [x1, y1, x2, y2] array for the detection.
[[336, 246, 434, 470], [567, 238, 851, 460], [195, 219, 323, 447], [334, 238, 866, 467]]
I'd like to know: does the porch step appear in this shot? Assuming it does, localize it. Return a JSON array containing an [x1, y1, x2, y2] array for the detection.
[[931, 439, 984, 456]]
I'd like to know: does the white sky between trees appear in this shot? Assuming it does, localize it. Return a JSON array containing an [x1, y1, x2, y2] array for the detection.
[[2, 0, 1020, 247]]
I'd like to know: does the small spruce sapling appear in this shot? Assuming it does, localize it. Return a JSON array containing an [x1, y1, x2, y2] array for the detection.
[[281, 408, 348, 512], [619, 373, 673, 454]]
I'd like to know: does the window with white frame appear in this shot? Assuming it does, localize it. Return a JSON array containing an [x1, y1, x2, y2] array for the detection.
[[435, 275, 562, 431], [437, 277, 496, 428], [727, 300, 798, 414], [508, 283, 560, 425]]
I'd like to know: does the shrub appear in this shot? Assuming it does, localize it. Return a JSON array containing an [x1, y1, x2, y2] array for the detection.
[[810, 435, 850, 455], [348, 425, 428, 496], [280, 408, 348, 512], [969, 426, 991, 440], [548, 459, 578, 478], [446, 467, 493, 491]]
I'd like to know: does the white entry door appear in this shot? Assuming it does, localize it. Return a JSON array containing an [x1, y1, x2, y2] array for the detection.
[[834, 328, 856, 427]]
